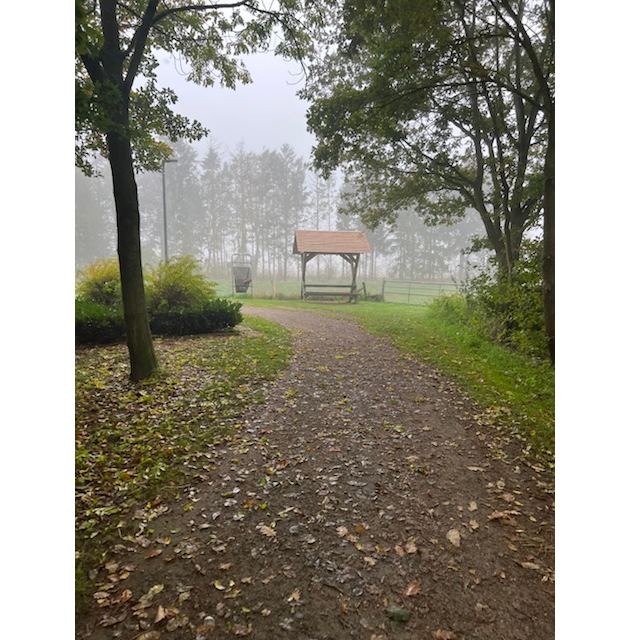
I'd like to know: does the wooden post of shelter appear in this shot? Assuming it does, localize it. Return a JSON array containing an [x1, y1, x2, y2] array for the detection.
[[292, 230, 371, 302]]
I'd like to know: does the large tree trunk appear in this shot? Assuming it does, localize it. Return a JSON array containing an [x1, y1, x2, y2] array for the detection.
[[542, 113, 555, 364], [107, 128, 158, 381], [98, 0, 158, 381]]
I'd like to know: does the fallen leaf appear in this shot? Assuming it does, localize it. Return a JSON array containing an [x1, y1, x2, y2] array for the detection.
[[446, 529, 461, 547], [287, 588, 301, 602], [111, 589, 132, 605], [134, 632, 161, 640], [233, 622, 252, 636], [519, 561, 541, 570], [133, 584, 164, 610], [394, 545, 405, 556], [468, 501, 478, 512], [433, 630, 456, 639], [259, 525, 277, 538], [337, 526, 349, 537], [404, 540, 418, 554], [404, 581, 421, 596]]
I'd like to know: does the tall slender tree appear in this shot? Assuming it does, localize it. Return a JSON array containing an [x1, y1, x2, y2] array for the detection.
[[76, 0, 309, 379]]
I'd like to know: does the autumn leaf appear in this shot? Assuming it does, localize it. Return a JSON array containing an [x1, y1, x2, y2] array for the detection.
[[404, 581, 421, 596], [133, 584, 164, 610], [404, 540, 418, 554], [446, 529, 461, 547], [287, 588, 301, 602], [433, 630, 456, 639], [233, 622, 253, 636], [259, 525, 277, 538]]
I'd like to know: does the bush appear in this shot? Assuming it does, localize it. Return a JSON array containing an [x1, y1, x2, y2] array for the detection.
[[146, 256, 217, 314], [75, 257, 122, 308], [462, 239, 547, 358], [75, 300, 125, 345], [75, 255, 238, 343], [150, 299, 243, 336]]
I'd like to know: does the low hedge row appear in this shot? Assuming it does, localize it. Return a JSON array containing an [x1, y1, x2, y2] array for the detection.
[[76, 298, 243, 345]]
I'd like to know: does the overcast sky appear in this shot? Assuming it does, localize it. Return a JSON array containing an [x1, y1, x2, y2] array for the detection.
[[156, 50, 316, 161]]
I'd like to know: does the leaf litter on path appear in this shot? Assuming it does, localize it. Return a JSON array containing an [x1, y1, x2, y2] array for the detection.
[[76, 308, 554, 640]]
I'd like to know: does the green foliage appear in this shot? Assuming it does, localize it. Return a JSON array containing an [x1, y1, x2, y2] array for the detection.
[[75, 0, 312, 173], [75, 300, 125, 345], [150, 299, 243, 335], [75, 256, 241, 343], [302, 0, 551, 274], [75, 257, 121, 308], [145, 255, 217, 314], [462, 240, 547, 358]]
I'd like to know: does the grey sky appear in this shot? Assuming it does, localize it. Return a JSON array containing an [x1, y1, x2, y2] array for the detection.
[[156, 50, 316, 160]]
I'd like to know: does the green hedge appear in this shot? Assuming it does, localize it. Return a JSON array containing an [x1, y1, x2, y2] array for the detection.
[[75, 300, 126, 345], [149, 299, 243, 336]]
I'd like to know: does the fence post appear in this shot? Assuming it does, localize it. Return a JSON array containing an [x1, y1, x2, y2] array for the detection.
[[381, 279, 386, 301]]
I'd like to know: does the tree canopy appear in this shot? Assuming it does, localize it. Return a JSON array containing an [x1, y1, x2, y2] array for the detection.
[[76, 0, 311, 175], [302, 0, 553, 276]]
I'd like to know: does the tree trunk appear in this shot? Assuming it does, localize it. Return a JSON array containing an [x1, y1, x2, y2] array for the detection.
[[107, 129, 158, 381], [542, 113, 555, 364], [94, 0, 158, 380]]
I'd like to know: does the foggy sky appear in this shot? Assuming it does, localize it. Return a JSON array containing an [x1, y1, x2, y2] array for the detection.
[[156, 50, 316, 160]]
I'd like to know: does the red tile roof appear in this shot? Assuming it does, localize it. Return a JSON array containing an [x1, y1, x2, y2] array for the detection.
[[293, 230, 371, 254]]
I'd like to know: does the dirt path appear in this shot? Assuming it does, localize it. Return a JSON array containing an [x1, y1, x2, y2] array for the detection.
[[78, 306, 554, 640]]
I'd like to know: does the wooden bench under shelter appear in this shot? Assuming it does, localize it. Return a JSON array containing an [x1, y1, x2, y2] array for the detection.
[[292, 230, 371, 303]]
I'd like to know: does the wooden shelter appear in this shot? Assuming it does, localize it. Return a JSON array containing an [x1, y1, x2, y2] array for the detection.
[[292, 230, 371, 301]]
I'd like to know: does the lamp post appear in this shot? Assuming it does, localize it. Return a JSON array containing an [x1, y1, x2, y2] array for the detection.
[[161, 158, 178, 263]]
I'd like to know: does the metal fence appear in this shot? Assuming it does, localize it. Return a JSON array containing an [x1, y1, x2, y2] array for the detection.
[[381, 279, 459, 305]]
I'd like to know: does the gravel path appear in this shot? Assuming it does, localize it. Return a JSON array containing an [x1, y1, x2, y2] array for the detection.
[[79, 306, 554, 640]]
